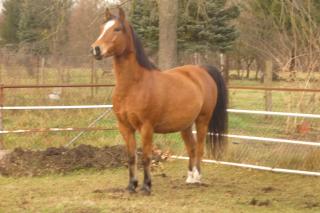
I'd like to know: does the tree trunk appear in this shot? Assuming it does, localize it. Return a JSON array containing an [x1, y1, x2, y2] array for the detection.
[[246, 69, 250, 79], [158, 0, 178, 70], [289, 48, 297, 81], [236, 56, 241, 79]]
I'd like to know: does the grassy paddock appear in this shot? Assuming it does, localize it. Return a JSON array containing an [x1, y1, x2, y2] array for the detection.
[[1, 161, 320, 213]]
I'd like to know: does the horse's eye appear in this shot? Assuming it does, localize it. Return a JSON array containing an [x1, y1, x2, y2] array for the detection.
[[114, 27, 122, 32]]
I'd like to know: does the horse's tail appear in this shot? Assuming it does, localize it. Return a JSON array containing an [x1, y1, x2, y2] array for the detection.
[[203, 65, 228, 159]]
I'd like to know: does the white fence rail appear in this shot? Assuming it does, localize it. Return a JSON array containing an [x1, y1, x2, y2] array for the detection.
[[1, 104, 319, 177], [226, 134, 320, 147], [227, 109, 320, 119], [0, 105, 113, 110], [171, 156, 320, 177], [2, 105, 320, 118], [1, 105, 319, 146]]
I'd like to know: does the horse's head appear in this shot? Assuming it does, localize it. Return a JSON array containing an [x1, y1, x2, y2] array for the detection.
[[91, 8, 130, 60]]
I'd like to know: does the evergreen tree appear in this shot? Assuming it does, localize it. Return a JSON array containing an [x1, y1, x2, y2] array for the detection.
[[178, 0, 239, 53], [18, 0, 72, 54], [313, 0, 320, 22], [0, 0, 22, 45], [130, 0, 159, 53], [130, 0, 239, 54]]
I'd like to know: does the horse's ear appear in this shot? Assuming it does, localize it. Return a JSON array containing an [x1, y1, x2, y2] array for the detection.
[[118, 7, 126, 21], [105, 8, 112, 21]]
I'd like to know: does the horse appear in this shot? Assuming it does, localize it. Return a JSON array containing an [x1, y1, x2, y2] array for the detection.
[[91, 8, 228, 195]]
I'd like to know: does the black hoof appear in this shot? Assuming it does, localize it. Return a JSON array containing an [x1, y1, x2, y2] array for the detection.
[[127, 186, 137, 194], [127, 180, 138, 193], [140, 185, 152, 195]]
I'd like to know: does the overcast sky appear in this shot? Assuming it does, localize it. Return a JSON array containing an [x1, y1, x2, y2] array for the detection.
[[0, 0, 123, 13]]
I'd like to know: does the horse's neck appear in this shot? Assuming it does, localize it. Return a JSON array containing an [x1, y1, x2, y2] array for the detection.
[[113, 53, 145, 94]]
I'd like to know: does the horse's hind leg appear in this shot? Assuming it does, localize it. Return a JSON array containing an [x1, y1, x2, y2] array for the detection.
[[181, 126, 197, 183], [119, 123, 138, 193], [193, 116, 210, 183]]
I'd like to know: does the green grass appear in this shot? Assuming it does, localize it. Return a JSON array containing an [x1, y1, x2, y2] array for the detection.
[[1, 161, 320, 213]]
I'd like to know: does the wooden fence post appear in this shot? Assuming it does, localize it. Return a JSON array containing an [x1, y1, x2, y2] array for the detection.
[[40, 57, 45, 85], [0, 85, 4, 149], [91, 58, 95, 98], [265, 60, 273, 118], [220, 53, 229, 84]]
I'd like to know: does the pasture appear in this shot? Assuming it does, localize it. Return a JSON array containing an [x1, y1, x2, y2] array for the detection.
[[0, 64, 319, 212], [1, 161, 320, 212]]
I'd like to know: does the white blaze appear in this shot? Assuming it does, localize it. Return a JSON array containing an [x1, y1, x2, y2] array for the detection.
[[98, 20, 116, 40]]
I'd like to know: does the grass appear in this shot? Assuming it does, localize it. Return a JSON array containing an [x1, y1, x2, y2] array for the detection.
[[1, 161, 320, 213]]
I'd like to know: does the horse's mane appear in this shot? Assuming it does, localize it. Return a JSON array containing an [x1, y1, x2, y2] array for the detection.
[[129, 25, 159, 71]]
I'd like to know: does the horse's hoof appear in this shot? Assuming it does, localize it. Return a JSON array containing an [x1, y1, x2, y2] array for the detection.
[[186, 179, 202, 184], [127, 187, 137, 194], [127, 180, 138, 194], [185, 168, 202, 184], [140, 186, 152, 195]]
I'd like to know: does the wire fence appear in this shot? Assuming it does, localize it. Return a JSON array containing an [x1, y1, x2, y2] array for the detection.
[[0, 83, 319, 176]]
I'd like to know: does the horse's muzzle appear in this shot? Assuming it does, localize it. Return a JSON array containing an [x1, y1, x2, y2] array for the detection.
[[91, 46, 103, 60]]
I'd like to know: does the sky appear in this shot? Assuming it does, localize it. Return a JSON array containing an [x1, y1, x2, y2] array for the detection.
[[0, 0, 121, 9], [0, 0, 123, 14]]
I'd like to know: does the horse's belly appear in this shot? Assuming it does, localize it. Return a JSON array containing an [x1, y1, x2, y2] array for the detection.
[[154, 108, 200, 133], [153, 90, 203, 133], [154, 123, 191, 133]]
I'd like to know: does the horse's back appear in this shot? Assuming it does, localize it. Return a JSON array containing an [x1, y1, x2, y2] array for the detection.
[[162, 65, 218, 106], [164, 65, 216, 89], [170, 64, 218, 111], [148, 65, 218, 133], [155, 65, 211, 102]]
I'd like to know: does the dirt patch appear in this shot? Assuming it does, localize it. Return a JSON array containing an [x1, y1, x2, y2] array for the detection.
[[0, 150, 10, 161], [304, 201, 320, 209], [0, 145, 166, 177], [261, 186, 276, 193], [63, 206, 101, 213], [249, 198, 271, 207]]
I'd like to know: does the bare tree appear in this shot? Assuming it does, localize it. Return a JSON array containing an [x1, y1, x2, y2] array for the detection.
[[67, 0, 105, 56], [237, 0, 320, 132]]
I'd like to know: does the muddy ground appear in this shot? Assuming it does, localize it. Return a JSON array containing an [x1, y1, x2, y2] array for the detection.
[[0, 145, 165, 177]]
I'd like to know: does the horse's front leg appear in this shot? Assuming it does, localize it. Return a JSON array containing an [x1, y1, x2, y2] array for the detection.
[[140, 123, 154, 195], [119, 123, 138, 193]]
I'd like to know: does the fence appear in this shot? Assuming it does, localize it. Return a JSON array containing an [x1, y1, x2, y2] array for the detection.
[[0, 84, 319, 176]]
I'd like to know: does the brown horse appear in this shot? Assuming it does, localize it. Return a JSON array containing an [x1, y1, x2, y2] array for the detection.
[[91, 8, 228, 194]]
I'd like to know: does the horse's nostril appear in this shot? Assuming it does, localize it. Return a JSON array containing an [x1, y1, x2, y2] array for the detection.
[[95, 46, 101, 56], [91, 46, 101, 56]]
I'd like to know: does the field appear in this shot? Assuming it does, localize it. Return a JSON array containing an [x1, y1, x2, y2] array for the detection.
[[1, 161, 320, 213], [0, 63, 319, 212]]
